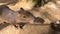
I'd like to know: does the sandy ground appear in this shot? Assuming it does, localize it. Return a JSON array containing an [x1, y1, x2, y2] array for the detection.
[[0, 0, 60, 34], [0, 24, 50, 34]]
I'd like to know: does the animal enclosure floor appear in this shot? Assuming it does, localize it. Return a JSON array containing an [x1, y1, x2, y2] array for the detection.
[[0, 24, 51, 34]]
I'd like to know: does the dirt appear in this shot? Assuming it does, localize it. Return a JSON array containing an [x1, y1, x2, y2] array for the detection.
[[0, 0, 60, 34]]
